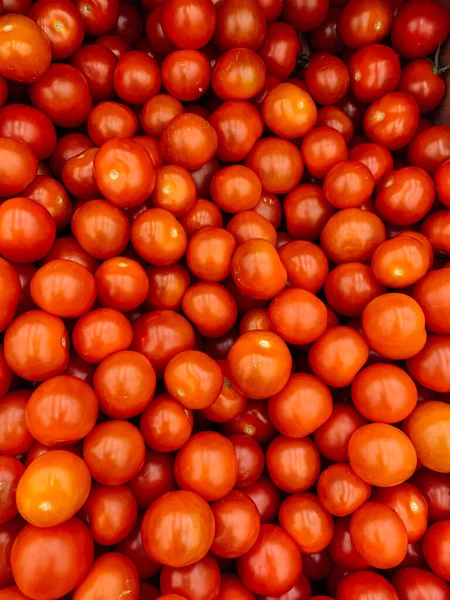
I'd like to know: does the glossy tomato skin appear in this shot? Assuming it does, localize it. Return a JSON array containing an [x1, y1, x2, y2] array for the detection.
[[237, 524, 302, 596], [0, 457, 24, 524], [348, 44, 401, 104], [423, 521, 450, 581], [0, 139, 38, 198], [336, 571, 399, 600], [407, 125, 450, 174], [391, 0, 450, 59], [364, 92, 419, 151], [70, 44, 117, 103], [0, 390, 33, 456], [72, 553, 139, 600], [392, 567, 450, 600], [0, 14, 51, 83], [306, 53, 349, 106], [0, 258, 20, 332], [282, 0, 328, 32], [0, 104, 57, 161], [11, 518, 94, 600]]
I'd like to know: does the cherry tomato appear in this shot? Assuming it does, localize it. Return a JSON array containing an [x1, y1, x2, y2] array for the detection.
[[211, 165, 262, 213], [407, 125, 450, 174], [301, 126, 348, 179], [392, 567, 450, 600], [266, 435, 320, 493], [212, 48, 266, 101], [72, 553, 139, 600], [262, 83, 317, 139], [0, 457, 24, 524], [113, 51, 161, 105], [336, 571, 399, 600], [348, 44, 401, 104], [364, 92, 419, 151], [422, 521, 450, 581], [318, 463, 371, 517], [245, 137, 303, 193]]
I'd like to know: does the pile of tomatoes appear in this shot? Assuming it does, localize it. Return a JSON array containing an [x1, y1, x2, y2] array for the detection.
[[1, 0, 450, 598]]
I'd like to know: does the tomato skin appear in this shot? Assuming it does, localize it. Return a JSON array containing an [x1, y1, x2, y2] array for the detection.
[[142, 490, 215, 568], [269, 288, 327, 345], [217, 574, 256, 600], [245, 137, 303, 194], [0, 457, 24, 524], [306, 53, 349, 106], [318, 463, 371, 518], [263, 83, 317, 140], [348, 44, 401, 104], [259, 22, 299, 79], [0, 14, 51, 83], [349, 142, 393, 184], [348, 423, 417, 487], [423, 521, 450, 582], [11, 518, 94, 600], [324, 160, 374, 209], [72, 553, 139, 600], [407, 126, 450, 174], [339, 0, 393, 48], [114, 51, 161, 105], [0, 258, 20, 332], [392, 567, 450, 600], [328, 516, 369, 571], [282, 0, 328, 32], [161, 113, 218, 170], [160, 554, 221, 600], [364, 92, 419, 151], [70, 44, 117, 103], [237, 524, 302, 596], [391, 0, 450, 60], [399, 59, 446, 115], [16, 450, 91, 528], [266, 435, 320, 494], [182, 281, 238, 338], [301, 126, 348, 179], [336, 571, 399, 600]]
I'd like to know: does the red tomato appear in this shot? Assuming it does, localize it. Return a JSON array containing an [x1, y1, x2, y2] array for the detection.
[[318, 463, 371, 517], [339, 0, 393, 47], [336, 571, 399, 600], [72, 553, 139, 600], [423, 521, 450, 581]]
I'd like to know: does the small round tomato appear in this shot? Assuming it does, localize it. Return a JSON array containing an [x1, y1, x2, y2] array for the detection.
[[214, 0, 266, 50], [403, 401, 450, 473], [349, 142, 393, 184], [0, 457, 25, 524], [29, 0, 84, 60], [175, 431, 237, 501], [227, 435, 264, 491], [72, 553, 139, 600], [159, 554, 221, 600], [227, 212, 277, 246], [4, 311, 69, 381], [70, 44, 117, 103], [75, 0, 119, 36], [352, 364, 417, 423], [245, 137, 303, 194], [23, 175, 72, 230], [306, 53, 349, 105], [281, 0, 328, 31], [114, 51, 161, 105], [30, 260, 96, 318], [88, 100, 138, 146], [309, 326, 369, 388], [328, 517, 370, 572], [0, 259, 20, 333], [161, 0, 215, 49], [141, 94, 184, 138], [0, 104, 57, 162], [408, 125, 450, 174], [392, 567, 450, 600], [94, 138, 156, 208], [211, 165, 262, 213], [435, 159, 450, 206], [280, 492, 334, 555], [336, 571, 399, 600], [25, 375, 98, 446], [372, 483, 428, 543], [71, 200, 130, 260], [407, 335, 450, 394], [364, 92, 419, 151], [318, 463, 371, 517], [362, 293, 426, 360], [262, 83, 317, 139], [144, 264, 190, 312], [94, 350, 156, 419], [399, 59, 447, 115], [268, 288, 328, 345], [140, 393, 193, 452], [266, 435, 320, 493], [231, 239, 287, 301], [227, 331, 292, 400], [284, 184, 335, 240], [421, 210, 450, 255], [268, 373, 332, 438], [371, 235, 431, 289], [83, 484, 137, 546], [0, 390, 33, 455], [212, 48, 266, 101], [151, 165, 196, 216], [217, 574, 256, 600], [11, 518, 93, 600], [391, 0, 450, 59], [339, 0, 393, 47], [182, 282, 238, 337], [141, 489, 215, 567], [162, 50, 210, 102], [95, 257, 149, 312], [210, 490, 260, 558], [310, 7, 344, 54], [348, 423, 417, 487], [42, 237, 99, 274], [301, 127, 348, 180], [62, 147, 100, 200], [278, 240, 328, 294], [237, 525, 302, 597], [314, 404, 368, 464], [0, 14, 51, 83], [160, 113, 218, 170], [131, 208, 187, 266], [414, 269, 450, 335], [16, 450, 91, 528], [348, 44, 401, 104], [316, 106, 354, 143], [324, 160, 374, 209], [220, 400, 275, 444], [73, 308, 132, 364], [375, 166, 435, 226], [350, 502, 408, 569], [83, 420, 145, 486]]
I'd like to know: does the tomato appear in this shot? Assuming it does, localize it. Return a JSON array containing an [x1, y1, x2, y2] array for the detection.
[[113, 51, 161, 105], [339, 0, 393, 47], [314, 404, 367, 463], [5, 311, 69, 381], [324, 160, 374, 209], [284, 184, 335, 241], [160, 554, 221, 600], [88, 101, 138, 146], [364, 92, 419, 151], [318, 463, 371, 517], [95, 256, 149, 312], [0, 457, 24, 524], [352, 363, 417, 423], [349, 142, 393, 184], [94, 138, 156, 208], [301, 126, 348, 179], [0, 259, 20, 332], [16, 450, 91, 528], [182, 282, 238, 337], [72, 553, 139, 600], [408, 126, 450, 174], [25, 374, 97, 446], [324, 263, 384, 318], [127, 449, 175, 511], [336, 571, 399, 600], [372, 483, 428, 543], [160, 113, 218, 170], [11, 518, 93, 600], [371, 235, 431, 288], [0, 517, 24, 589], [83, 420, 145, 485], [306, 53, 349, 106], [161, 0, 215, 49], [259, 22, 299, 80], [214, 0, 266, 51], [209, 101, 263, 162], [348, 44, 401, 104], [83, 484, 137, 546], [237, 524, 302, 596], [217, 574, 256, 600], [392, 567, 450, 600], [391, 0, 450, 59], [246, 137, 303, 194], [210, 490, 260, 558], [423, 521, 450, 581], [211, 165, 262, 213], [42, 237, 99, 274], [310, 6, 344, 53], [72, 199, 130, 260], [309, 326, 369, 388], [406, 335, 450, 395], [227, 211, 277, 246], [174, 431, 237, 501], [142, 489, 215, 567], [266, 435, 320, 493], [317, 106, 354, 143], [212, 48, 266, 101], [145, 264, 191, 311], [348, 423, 417, 487], [115, 517, 160, 580], [253, 192, 282, 229], [131, 208, 187, 266], [140, 393, 193, 451], [282, 0, 328, 32], [70, 44, 117, 103], [262, 83, 317, 139], [72, 308, 132, 363], [399, 59, 447, 115], [328, 516, 369, 571], [421, 210, 450, 255], [0, 15, 51, 83]]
